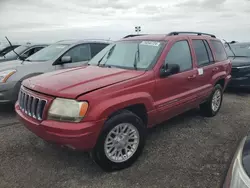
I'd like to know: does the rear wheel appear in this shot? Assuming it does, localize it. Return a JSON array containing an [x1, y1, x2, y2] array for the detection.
[[91, 110, 146, 172], [200, 84, 223, 117]]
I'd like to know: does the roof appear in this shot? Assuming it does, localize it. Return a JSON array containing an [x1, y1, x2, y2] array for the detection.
[[21, 43, 49, 47], [56, 39, 112, 45], [121, 31, 218, 41]]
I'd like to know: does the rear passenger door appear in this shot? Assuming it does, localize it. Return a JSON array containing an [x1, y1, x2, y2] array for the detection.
[[191, 39, 215, 101]]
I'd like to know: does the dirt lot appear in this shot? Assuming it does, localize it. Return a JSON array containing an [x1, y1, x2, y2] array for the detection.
[[0, 91, 250, 188]]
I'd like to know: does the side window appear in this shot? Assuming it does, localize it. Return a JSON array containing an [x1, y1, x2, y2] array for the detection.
[[165, 40, 192, 72], [203, 40, 214, 62], [90, 43, 108, 57], [33, 47, 44, 53], [64, 44, 91, 63], [210, 40, 228, 61], [192, 40, 210, 67], [23, 48, 35, 57]]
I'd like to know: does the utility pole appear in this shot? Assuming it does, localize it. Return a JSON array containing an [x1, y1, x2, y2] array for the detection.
[[135, 26, 141, 34]]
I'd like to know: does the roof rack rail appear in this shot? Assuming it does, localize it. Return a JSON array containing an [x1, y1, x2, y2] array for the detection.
[[167, 31, 216, 38], [123, 34, 147, 39]]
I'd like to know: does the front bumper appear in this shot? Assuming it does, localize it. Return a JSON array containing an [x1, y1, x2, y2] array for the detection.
[[228, 76, 250, 89], [15, 103, 105, 151], [0, 81, 20, 103], [228, 67, 250, 88]]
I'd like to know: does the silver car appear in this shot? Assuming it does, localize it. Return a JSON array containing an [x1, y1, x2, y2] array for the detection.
[[0, 39, 111, 104], [0, 44, 47, 62], [223, 136, 250, 187]]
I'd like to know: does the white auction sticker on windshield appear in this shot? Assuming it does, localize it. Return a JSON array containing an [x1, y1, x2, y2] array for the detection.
[[140, 41, 160, 46]]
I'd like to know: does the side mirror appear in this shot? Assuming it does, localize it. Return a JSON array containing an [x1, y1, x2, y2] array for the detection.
[[160, 64, 180, 78], [19, 54, 28, 60], [60, 56, 72, 64]]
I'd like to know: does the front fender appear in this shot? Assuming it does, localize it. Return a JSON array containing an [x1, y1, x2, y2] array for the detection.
[[20, 72, 44, 82], [88, 92, 155, 121]]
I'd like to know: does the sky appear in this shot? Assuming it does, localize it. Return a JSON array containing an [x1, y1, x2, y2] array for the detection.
[[0, 0, 250, 44]]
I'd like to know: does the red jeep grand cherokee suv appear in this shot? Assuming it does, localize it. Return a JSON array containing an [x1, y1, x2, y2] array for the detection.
[[15, 32, 232, 171]]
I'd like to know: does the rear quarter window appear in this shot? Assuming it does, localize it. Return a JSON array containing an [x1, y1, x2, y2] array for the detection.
[[210, 40, 228, 61]]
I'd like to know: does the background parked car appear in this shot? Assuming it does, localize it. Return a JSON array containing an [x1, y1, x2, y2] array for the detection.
[[0, 43, 47, 63], [0, 39, 111, 104], [0, 45, 20, 57], [223, 136, 250, 188], [226, 42, 250, 88]]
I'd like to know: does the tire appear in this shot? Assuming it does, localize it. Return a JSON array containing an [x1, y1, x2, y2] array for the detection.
[[91, 110, 146, 172], [200, 84, 223, 117]]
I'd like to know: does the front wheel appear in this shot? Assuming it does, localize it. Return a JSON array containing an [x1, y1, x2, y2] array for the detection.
[[91, 110, 146, 172], [200, 84, 223, 117]]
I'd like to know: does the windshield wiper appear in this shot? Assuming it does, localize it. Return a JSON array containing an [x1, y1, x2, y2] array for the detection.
[[133, 43, 140, 70], [5, 36, 23, 61], [223, 39, 236, 58]]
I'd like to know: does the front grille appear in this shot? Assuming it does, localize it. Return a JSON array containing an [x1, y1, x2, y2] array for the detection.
[[18, 89, 47, 120]]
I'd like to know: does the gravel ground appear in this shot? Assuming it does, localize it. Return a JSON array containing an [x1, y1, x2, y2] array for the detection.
[[0, 91, 250, 188]]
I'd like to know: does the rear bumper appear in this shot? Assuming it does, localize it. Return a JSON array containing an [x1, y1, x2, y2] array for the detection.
[[15, 103, 105, 151], [0, 81, 20, 104]]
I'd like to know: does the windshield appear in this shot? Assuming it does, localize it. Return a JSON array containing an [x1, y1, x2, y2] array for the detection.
[[26, 44, 69, 61], [88, 41, 164, 70], [225, 43, 250, 57], [4, 45, 28, 58]]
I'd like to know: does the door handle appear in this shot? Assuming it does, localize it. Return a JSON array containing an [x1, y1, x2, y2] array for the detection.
[[213, 67, 219, 72], [187, 75, 196, 80]]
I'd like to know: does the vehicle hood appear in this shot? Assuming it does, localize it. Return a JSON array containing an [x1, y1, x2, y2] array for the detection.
[[0, 59, 23, 71], [230, 57, 250, 67], [23, 65, 145, 99], [0, 60, 49, 72], [0, 56, 13, 62]]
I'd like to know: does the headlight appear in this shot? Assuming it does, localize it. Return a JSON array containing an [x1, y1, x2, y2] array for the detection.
[[224, 137, 250, 188], [48, 98, 89, 122], [0, 69, 16, 83]]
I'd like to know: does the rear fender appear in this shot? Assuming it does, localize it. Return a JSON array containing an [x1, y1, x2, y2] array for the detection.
[[212, 71, 227, 86]]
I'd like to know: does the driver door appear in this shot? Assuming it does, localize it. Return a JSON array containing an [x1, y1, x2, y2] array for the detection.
[[154, 39, 198, 123]]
